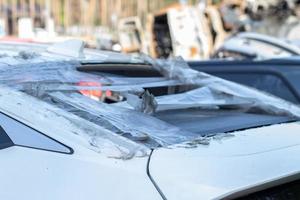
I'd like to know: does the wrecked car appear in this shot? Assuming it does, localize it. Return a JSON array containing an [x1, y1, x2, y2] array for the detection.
[[213, 32, 300, 60], [1, 40, 300, 199]]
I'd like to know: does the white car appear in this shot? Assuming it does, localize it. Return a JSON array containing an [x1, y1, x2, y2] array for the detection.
[[1, 40, 300, 200]]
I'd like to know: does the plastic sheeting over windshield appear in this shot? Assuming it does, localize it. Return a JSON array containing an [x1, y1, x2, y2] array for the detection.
[[49, 92, 199, 146], [0, 54, 299, 158], [0, 86, 149, 159], [142, 55, 300, 117]]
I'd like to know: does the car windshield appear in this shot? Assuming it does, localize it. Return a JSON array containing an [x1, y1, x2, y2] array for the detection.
[[0, 52, 299, 158]]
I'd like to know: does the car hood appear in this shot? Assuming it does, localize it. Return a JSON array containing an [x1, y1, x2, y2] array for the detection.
[[149, 121, 300, 200]]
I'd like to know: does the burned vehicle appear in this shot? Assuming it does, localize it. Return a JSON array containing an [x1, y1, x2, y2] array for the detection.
[[1, 41, 300, 199], [212, 32, 300, 60]]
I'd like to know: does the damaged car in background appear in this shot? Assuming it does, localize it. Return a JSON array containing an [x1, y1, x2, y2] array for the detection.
[[1, 41, 300, 199], [193, 32, 300, 105], [212, 32, 300, 60]]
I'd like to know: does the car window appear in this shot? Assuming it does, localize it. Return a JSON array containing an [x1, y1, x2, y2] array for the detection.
[[0, 125, 14, 150], [215, 73, 299, 104], [0, 112, 72, 154]]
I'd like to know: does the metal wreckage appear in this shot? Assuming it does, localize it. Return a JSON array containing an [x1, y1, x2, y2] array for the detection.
[[118, 0, 300, 60]]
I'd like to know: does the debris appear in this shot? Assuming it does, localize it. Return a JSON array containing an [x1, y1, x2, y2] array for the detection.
[[126, 90, 158, 114], [16, 51, 40, 60]]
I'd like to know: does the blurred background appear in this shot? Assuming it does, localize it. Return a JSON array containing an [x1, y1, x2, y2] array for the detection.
[[1, 0, 300, 60]]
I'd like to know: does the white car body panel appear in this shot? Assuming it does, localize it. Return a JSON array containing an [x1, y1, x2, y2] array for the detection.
[[150, 122, 300, 200], [0, 146, 161, 200]]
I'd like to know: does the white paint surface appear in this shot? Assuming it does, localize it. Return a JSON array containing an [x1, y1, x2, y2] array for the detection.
[[150, 122, 300, 199]]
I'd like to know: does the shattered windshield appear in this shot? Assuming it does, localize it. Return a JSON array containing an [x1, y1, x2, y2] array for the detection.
[[0, 53, 299, 158]]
